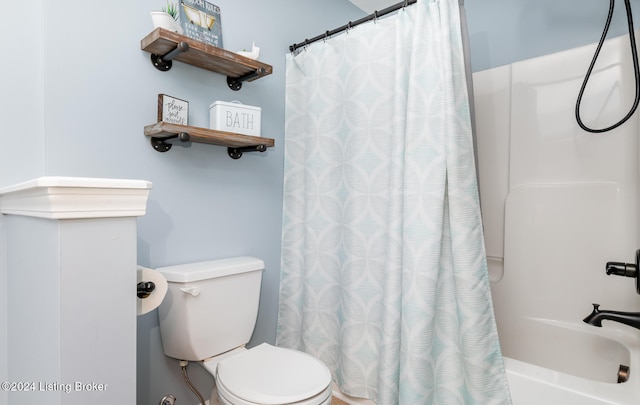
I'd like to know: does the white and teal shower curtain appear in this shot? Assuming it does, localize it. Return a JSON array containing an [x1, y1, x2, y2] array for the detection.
[[277, 0, 511, 403]]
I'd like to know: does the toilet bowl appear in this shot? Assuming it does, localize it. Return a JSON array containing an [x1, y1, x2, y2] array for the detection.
[[156, 257, 333, 405], [204, 343, 332, 405]]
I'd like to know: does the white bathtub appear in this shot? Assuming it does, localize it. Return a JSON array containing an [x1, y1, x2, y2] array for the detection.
[[332, 317, 640, 404], [502, 318, 640, 405]]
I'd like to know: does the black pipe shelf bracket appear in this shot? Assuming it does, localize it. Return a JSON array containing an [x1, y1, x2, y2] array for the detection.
[[150, 41, 264, 91], [150, 133, 269, 159], [227, 144, 268, 159], [151, 41, 190, 71], [227, 68, 266, 91], [150, 132, 191, 152]]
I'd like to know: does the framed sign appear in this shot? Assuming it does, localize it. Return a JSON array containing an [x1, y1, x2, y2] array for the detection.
[[158, 94, 189, 125], [179, 0, 223, 48]]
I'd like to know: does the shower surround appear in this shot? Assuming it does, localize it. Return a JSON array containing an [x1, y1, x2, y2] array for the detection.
[[475, 31, 640, 403]]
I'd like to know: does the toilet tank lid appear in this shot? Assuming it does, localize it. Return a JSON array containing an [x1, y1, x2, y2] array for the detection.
[[156, 256, 264, 283]]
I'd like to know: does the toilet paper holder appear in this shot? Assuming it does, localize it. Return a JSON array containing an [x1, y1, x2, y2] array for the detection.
[[137, 281, 156, 299], [137, 266, 168, 316]]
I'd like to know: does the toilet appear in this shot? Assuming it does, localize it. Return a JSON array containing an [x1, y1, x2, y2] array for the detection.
[[156, 257, 332, 405]]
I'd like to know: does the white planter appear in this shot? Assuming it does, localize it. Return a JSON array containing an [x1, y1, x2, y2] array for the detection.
[[150, 11, 183, 34], [237, 42, 260, 60]]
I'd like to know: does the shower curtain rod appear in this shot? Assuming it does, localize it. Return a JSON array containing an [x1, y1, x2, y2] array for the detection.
[[289, 0, 417, 53]]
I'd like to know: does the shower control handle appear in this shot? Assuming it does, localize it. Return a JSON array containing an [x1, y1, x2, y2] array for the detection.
[[605, 249, 640, 295], [606, 262, 637, 277]]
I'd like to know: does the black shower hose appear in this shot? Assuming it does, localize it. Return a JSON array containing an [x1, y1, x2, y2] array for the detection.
[[575, 0, 640, 133]]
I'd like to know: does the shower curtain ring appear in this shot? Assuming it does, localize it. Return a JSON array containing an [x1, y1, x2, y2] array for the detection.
[[324, 31, 329, 42], [403, 0, 409, 9], [373, 10, 378, 23], [347, 21, 352, 32]]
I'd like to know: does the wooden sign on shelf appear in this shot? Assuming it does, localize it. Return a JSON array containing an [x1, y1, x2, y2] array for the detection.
[[158, 94, 189, 125]]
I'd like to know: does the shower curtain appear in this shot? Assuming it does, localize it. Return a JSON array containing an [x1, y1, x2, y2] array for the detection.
[[277, 0, 511, 404]]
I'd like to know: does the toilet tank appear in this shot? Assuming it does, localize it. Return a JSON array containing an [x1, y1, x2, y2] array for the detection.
[[156, 257, 264, 361]]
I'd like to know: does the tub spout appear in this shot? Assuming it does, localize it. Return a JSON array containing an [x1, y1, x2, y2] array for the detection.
[[583, 303, 640, 330]]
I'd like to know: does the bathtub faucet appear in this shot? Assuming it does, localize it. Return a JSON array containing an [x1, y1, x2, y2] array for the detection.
[[583, 303, 640, 330]]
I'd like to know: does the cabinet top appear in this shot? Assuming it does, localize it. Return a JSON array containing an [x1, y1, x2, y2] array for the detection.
[[0, 177, 152, 219]]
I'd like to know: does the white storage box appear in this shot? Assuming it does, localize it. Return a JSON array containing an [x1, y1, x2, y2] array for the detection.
[[209, 101, 261, 137]]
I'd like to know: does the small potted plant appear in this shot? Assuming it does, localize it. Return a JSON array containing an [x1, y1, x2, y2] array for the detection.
[[151, 2, 183, 34], [237, 42, 260, 60]]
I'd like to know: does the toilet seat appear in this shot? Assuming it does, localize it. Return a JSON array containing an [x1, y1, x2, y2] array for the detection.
[[215, 343, 332, 405]]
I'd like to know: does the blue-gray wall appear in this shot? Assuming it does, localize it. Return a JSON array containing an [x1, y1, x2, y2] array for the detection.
[[466, 0, 640, 72], [2, 1, 640, 404]]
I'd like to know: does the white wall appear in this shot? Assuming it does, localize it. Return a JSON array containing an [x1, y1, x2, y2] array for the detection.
[[0, 215, 6, 405], [5, 216, 59, 404], [5, 215, 139, 404]]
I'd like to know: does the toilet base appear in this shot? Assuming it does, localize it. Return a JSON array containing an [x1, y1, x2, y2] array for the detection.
[[210, 385, 220, 405]]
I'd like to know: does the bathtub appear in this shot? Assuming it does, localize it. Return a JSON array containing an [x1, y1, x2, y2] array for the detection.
[[332, 317, 640, 404], [502, 318, 640, 405]]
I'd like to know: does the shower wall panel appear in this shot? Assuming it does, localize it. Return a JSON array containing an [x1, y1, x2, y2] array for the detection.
[[474, 32, 640, 335]]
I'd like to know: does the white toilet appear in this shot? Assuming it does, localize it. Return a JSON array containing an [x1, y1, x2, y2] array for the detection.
[[156, 257, 333, 405]]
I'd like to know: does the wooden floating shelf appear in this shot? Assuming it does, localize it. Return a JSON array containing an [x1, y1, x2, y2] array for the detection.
[[141, 28, 272, 85], [144, 122, 275, 159]]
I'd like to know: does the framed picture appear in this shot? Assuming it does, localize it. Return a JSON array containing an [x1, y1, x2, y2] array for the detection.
[[158, 94, 189, 125], [178, 0, 223, 48]]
